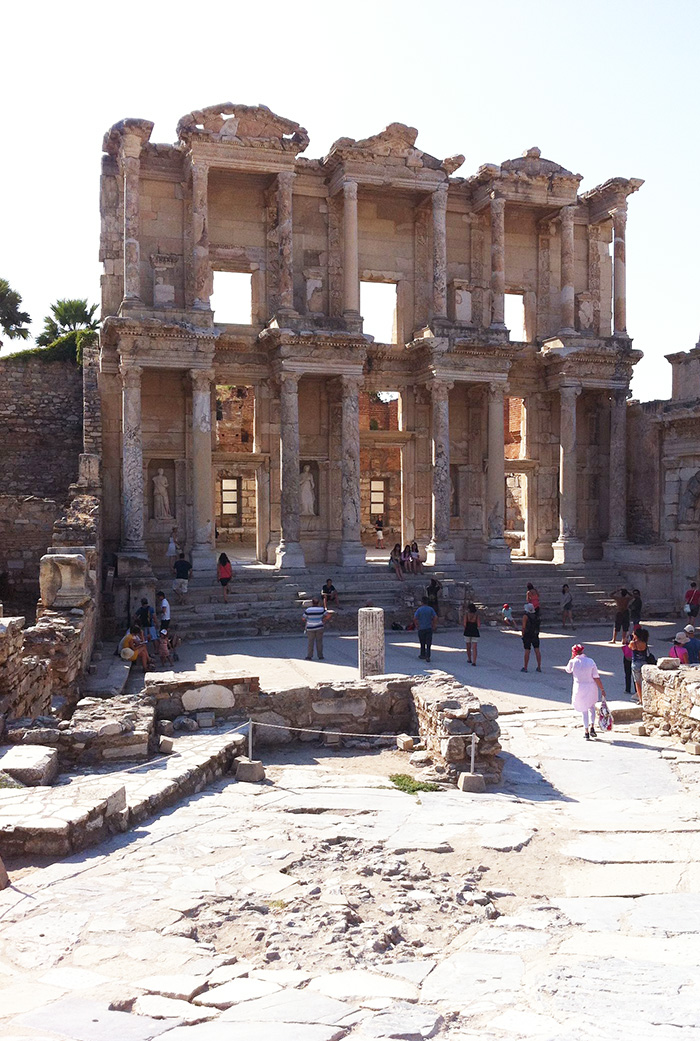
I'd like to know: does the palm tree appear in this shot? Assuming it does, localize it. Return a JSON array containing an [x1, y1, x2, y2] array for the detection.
[[36, 299, 99, 347], [0, 278, 31, 342]]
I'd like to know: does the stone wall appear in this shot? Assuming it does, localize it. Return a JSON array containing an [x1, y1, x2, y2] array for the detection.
[[0, 354, 83, 498], [0, 617, 52, 735], [641, 661, 700, 744], [0, 496, 61, 607]]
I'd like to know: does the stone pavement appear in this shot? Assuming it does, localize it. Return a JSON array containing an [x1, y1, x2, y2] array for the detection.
[[2, 619, 700, 1039]]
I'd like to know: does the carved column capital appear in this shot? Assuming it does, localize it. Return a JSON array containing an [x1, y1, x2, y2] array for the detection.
[[342, 178, 358, 201], [610, 204, 627, 232], [432, 182, 449, 211], [119, 360, 143, 387], [490, 192, 506, 214], [278, 371, 300, 390], [560, 383, 582, 400], [190, 368, 215, 393], [340, 373, 363, 397], [277, 170, 295, 191], [426, 378, 453, 402], [560, 205, 575, 226]]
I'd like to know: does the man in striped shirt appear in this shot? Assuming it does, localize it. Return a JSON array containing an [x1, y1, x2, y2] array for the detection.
[[303, 597, 329, 660]]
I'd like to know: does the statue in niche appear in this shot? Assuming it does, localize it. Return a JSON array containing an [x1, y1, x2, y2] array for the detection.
[[153, 468, 172, 520], [300, 464, 316, 516]]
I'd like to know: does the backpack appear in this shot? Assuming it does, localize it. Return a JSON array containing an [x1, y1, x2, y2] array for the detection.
[[645, 649, 657, 665]]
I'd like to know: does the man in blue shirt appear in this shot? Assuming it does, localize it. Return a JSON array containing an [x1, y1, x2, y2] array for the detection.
[[684, 625, 700, 665], [414, 596, 438, 663]]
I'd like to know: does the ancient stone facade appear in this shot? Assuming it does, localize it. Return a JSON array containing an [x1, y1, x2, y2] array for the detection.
[[98, 104, 645, 578]]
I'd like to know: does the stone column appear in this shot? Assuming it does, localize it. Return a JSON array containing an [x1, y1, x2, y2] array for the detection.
[[486, 383, 510, 563], [275, 373, 306, 569], [119, 360, 146, 553], [490, 194, 506, 329], [426, 380, 455, 566], [121, 134, 143, 304], [192, 161, 210, 310], [338, 375, 366, 566], [358, 607, 385, 679], [342, 179, 360, 319], [559, 207, 576, 334], [277, 171, 296, 316], [432, 184, 448, 320], [612, 205, 627, 335], [605, 389, 628, 556], [552, 384, 584, 563], [190, 369, 216, 573]]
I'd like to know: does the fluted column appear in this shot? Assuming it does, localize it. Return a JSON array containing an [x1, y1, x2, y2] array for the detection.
[[486, 383, 510, 563], [192, 162, 210, 310], [490, 194, 506, 329], [338, 375, 366, 566], [190, 369, 216, 573], [560, 207, 576, 334], [425, 379, 455, 566], [342, 179, 360, 318], [612, 205, 627, 335], [552, 384, 584, 563], [275, 373, 306, 569], [120, 360, 146, 553], [277, 171, 296, 316], [432, 184, 448, 320], [606, 389, 628, 556], [121, 135, 143, 303]]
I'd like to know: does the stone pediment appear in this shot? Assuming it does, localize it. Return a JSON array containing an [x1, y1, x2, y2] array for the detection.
[[472, 147, 582, 189], [324, 123, 464, 177], [176, 103, 309, 154]]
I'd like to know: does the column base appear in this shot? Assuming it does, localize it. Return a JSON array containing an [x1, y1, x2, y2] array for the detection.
[[190, 545, 217, 576], [275, 540, 306, 570], [116, 550, 151, 577], [338, 542, 367, 567], [552, 538, 585, 564], [486, 542, 512, 565], [603, 538, 628, 563], [425, 540, 456, 567]]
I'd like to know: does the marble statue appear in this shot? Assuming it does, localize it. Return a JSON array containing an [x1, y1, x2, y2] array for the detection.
[[153, 468, 172, 519], [300, 464, 316, 515]]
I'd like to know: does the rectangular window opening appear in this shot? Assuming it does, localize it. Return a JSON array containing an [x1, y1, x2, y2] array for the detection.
[[211, 271, 252, 325], [361, 281, 398, 345], [504, 293, 526, 342], [220, 477, 242, 524], [370, 479, 386, 518]]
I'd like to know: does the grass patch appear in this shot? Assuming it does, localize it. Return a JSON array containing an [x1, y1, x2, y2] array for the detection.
[[389, 773, 441, 794], [265, 899, 287, 910]]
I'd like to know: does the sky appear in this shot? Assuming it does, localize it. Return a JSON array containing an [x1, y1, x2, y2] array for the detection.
[[2, 0, 699, 402]]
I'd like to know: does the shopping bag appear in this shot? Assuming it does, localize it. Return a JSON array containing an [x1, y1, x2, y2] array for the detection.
[[598, 698, 613, 732]]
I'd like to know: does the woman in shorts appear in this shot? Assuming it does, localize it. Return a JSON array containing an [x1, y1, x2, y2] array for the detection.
[[462, 601, 480, 666]]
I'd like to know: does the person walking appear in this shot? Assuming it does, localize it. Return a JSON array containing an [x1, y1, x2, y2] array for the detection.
[[684, 624, 700, 664], [156, 590, 171, 630], [629, 588, 643, 629], [303, 597, 329, 660], [375, 517, 384, 549], [566, 643, 607, 740], [561, 584, 574, 629], [521, 603, 542, 673], [172, 552, 193, 605], [622, 633, 634, 696], [462, 601, 480, 666], [610, 587, 633, 643], [669, 631, 690, 664], [414, 596, 438, 663], [166, 528, 178, 565], [426, 577, 442, 616], [629, 626, 650, 704], [217, 553, 233, 601], [684, 581, 700, 621]]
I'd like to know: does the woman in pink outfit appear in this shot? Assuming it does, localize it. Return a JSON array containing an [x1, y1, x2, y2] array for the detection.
[[566, 643, 607, 740]]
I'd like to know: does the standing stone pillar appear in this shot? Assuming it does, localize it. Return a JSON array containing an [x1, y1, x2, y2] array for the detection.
[[486, 383, 510, 563], [358, 607, 385, 679], [275, 373, 306, 569], [560, 207, 576, 334], [432, 184, 448, 321], [190, 369, 216, 573], [552, 384, 584, 563], [426, 380, 455, 566], [612, 205, 627, 335], [120, 360, 146, 553], [342, 179, 361, 319], [338, 375, 366, 566], [605, 389, 628, 556], [192, 161, 210, 310], [277, 171, 296, 316], [490, 194, 506, 329], [121, 134, 143, 304]]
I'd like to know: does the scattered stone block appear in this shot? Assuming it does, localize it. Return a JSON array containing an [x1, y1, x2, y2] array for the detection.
[[0, 854, 8, 890], [686, 743, 700, 756], [0, 745, 58, 786], [196, 711, 215, 728], [656, 657, 680, 670], [322, 730, 341, 747], [457, 772, 486, 793], [629, 723, 648, 736], [236, 757, 265, 782], [182, 684, 236, 711], [159, 736, 174, 754], [396, 733, 414, 752], [174, 716, 199, 732]]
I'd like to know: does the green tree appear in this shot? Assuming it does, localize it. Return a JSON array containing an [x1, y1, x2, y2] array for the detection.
[[0, 278, 31, 342], [36, 299, 99, 346]]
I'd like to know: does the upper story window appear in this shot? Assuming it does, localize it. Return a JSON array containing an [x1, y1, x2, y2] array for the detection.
[[211, 271, 252, 324]]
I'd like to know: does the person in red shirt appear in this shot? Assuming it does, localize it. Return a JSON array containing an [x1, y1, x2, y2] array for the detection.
[[684, 582, 700, 621]]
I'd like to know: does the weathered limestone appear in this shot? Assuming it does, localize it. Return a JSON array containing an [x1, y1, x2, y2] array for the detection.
[[358, 607, 385, 678], [0, 745, 58, 786], [642, 664, 700, 746], [338, 376, 366, 566], [612, 204, 627, 335], [559, 207, 576, 334], [426, 380, 455, 566], [489, 194, 506, 329], [432, 185, 448, 320], [277, 171, 296, 316], [486, 383, 509, 563], [190, 368, 216, 573], [191, 160, 210, 310], [39, 554, 90, 609], [276, 373, 305, 569], [552, 384, 584, 563], [606, 389, 628, 555], [342, 179, 360, 319], [119, 360, 146, 554], [235, 756, 266, 782]]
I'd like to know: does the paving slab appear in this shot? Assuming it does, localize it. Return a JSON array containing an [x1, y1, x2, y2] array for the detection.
[[13, 998, 171, 1040], [419, 952, 525, 1003], [193, 976, 281, 1008], [220, 987, 358, 1024], [309, 970, 420, 1003], [161, 1022, 346, 1041], [354, 1003, 444, 1038]]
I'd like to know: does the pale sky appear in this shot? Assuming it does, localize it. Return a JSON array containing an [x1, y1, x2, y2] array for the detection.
[[2, 0, 699, 402]]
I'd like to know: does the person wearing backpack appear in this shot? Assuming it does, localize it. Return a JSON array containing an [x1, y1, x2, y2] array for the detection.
[[134, 597, 157, 649]]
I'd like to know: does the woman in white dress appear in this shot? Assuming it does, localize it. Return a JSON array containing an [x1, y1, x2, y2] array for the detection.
[[166, 528, 178, 563], [566, 643, 607, 740]]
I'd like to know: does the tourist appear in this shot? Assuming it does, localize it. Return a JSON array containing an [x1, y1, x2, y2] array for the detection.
[[375, 517, 384, 549], [426, 577, 442, 615], [629, 626, 650, 704], [526, 582, 540, 616], [521, 603, 542, 673], [566, 643, 607, 740], [321, 577, 339, 609], [501, 603, 516, 628], [217, 552, 233, 601], [669, 631, 690, 664], [166, 528, 178, 565], [629, 588, 643, 629], [410, 541, 423, 574], [121, 625, 153, 672], [622, 633, 634, 696], [414, 595, 438, 663], [134, 597, 157, 649], [303, 596, 329, 660], [402, 543, 413, 574], [172, 552, 193, 604], [157, 628, 174, 668], [389, 543, 404, 581], [561, 584, 574, 629], [684, 624, 700, 664], [462, 600, 480, 666], [156, 590, 171, 630], [684, 581, 700, 621], [610, 587, 633, 643]]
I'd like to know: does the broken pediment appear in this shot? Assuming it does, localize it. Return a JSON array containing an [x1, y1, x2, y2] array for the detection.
[[176, 103, 309, 153], [102, 118, 154, 156], [324, 122, 464, 176]]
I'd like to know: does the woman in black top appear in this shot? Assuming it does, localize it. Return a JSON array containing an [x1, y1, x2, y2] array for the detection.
[[426, 578, 442, 615]]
